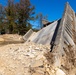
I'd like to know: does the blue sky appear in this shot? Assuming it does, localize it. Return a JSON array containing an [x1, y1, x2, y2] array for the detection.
[[0, 0, 76, 22], [30, 0, 76, 21]]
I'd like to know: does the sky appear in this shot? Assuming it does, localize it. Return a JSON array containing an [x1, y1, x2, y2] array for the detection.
[[30, 0, 76, 21], [0, 0, 76, 22]]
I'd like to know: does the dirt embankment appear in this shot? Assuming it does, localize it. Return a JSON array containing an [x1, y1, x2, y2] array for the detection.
[[0, 34, 24, 46], [0, 42, 50, 75], [0, 34, 76, 75]]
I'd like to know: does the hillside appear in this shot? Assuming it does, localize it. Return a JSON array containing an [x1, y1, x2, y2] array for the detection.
[[0, 34, 76, 75]]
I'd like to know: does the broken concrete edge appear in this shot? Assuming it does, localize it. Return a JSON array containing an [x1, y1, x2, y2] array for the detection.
[[54, 2, 75, 47], [23, 20, 57, 46], [23, 29, 34, 41], [50, 3, 68, 51], [23, 2, 76, 50]]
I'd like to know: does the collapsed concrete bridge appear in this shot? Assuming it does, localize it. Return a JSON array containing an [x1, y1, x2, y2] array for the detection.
[[23, 2, 76, 52], [0, 2, 75, 75]]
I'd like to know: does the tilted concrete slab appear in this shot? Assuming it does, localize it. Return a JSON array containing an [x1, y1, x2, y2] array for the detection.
[[55, 3, 76, 45], [24, 2, 76, 51], [50, 2, 76, 52], [27, 20, 58, 45], [23, 29, 33, 41]]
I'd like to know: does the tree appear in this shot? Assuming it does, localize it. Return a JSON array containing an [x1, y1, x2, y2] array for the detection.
[[5, 0, 17, 34], [0, 0, 35, 35], [36, 13, 48, 29], [0, 4, 6, 34], [15, 0, 35, 35]]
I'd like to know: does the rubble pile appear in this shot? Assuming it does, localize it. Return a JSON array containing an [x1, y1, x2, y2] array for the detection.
[[0, 41, 67, 75], [0, 34, 76, 75], [0, 2, 76, 75], [44, 45, 76, 75]]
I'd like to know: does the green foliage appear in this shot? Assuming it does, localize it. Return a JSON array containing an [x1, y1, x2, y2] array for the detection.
[[0, 0, 35, 35], [5, 0, 18, 34], [15, 0, 35, 35], [0, 4, 5, 34]]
